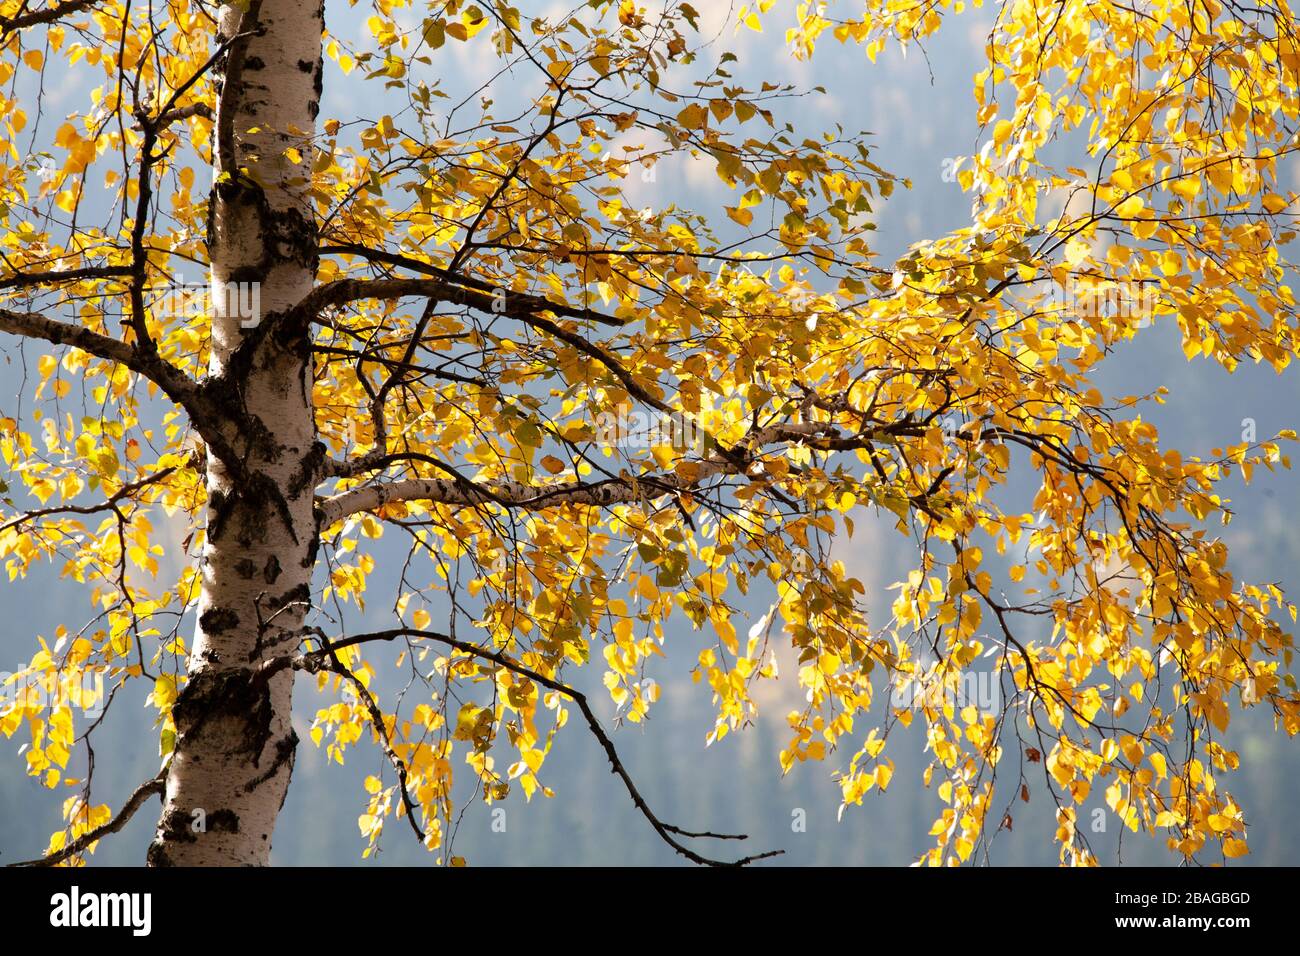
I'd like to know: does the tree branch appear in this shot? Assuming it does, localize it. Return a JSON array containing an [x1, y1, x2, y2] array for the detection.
[[277, 628, 782, 866], [317, 420, 854, 523], [8, 772, 165, 867], [0, 466, 176, 534], [281, 638, 427, 845], [0, 0, 97, 36], [317, 242, 627, 327], [0, 308, 199, 403], [0, 307, 240, 468], [153, 102, 213, 126], [319, 470, 707, 525], [0, 265, 133, 292], [298, 276, 627, 338]]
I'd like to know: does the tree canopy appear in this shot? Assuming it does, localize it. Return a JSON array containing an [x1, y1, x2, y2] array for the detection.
[[0, 0, 1297, 866]]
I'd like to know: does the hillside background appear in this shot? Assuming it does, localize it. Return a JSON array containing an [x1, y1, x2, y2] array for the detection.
[[1, 4, 1297, 866]]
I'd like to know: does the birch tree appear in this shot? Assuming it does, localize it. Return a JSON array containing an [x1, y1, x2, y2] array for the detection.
[[1, 0, 1298, 866]]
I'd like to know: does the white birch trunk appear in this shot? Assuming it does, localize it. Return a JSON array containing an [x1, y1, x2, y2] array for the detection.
[[149, 0, 323, 866]]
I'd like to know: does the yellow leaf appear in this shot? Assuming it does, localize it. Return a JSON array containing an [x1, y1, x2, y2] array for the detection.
[[1222, 838, 1249, 858], [1115, 195, 1144, 218], [1262, 193, 1291, 214], [677, 103, 708, 130]]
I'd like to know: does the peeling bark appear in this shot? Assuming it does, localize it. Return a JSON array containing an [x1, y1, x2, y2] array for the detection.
[[149, 0, 323, 867]]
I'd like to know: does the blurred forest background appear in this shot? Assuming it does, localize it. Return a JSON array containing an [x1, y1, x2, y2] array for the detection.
[[1, 3, 1297, 865]]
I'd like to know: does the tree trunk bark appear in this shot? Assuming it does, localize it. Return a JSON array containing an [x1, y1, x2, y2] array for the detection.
[[148, 0, 323, 866]]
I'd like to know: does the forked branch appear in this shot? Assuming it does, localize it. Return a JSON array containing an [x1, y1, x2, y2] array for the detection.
[[317, 420, 862, 523], [8, 772, 166, 867], [275, 628, 782, 867]]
